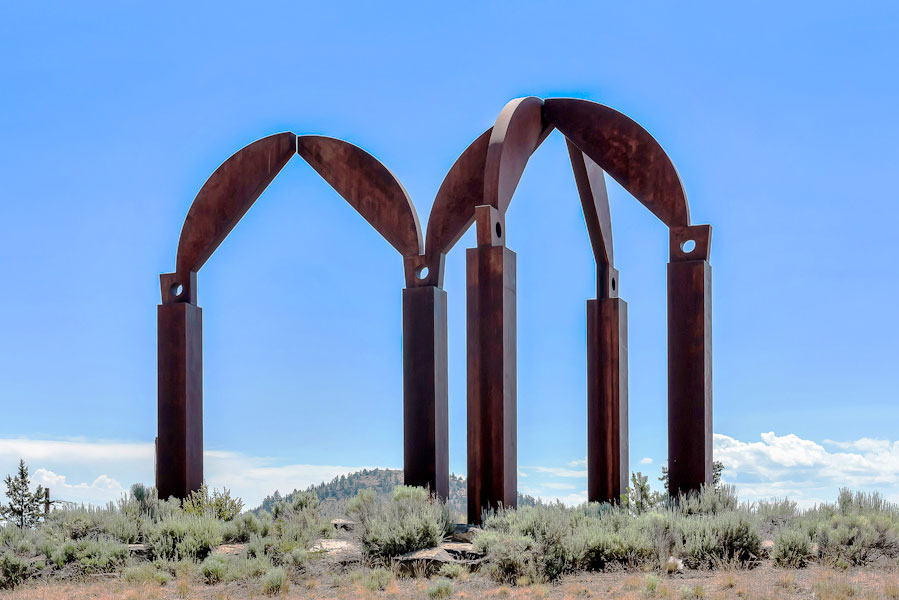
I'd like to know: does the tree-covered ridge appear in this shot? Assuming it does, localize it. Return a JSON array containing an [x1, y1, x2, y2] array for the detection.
[[254, 469, 537, 518]]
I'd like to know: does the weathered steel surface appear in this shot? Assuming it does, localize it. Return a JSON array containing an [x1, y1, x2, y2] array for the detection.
[[402, 286, 449, 499], [484, 97, 551, 214], [466, 207, 517, 524], [175, 132, 297, 291], [544, 98, 690, 228], [667, 226, 713, 497], [297, 135, 424, 261], [587, 297, 628, 503], [566, 138, 613, 273], [424, 128, 493, 281], [157, 302, 203, 500], [156, 98, 713, 508]]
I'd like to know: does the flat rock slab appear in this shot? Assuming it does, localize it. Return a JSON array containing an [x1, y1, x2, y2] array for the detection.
[[394, 541, 484, 576], [309, 538, 363, 565], [127, 544, 149, 559], [213, 543, 246, 556], [451, 524, 483, 543], [331, 518, 355, 531]]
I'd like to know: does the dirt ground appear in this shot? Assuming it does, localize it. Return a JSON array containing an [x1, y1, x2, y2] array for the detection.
[[4, 564, 899, 600]]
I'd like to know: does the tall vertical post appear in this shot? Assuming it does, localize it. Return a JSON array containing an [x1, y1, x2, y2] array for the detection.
[[466, 205, 516, 525], [402, 285, 449, 499], [587, 267, 628, 503], [157, 273, 203, 500], [667, 225, 713, 497]]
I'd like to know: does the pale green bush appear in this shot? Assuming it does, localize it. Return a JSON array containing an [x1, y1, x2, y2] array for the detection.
[[427, 579, 453, 598], [145, 513, 223, 561], [773, 529, 811, 568], [260, 566, 288, 595], [348, 486, 452, 561]]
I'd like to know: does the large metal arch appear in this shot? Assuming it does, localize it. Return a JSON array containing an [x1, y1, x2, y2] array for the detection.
[[419, 97, 712, 519], [156, 132, 427, 500]]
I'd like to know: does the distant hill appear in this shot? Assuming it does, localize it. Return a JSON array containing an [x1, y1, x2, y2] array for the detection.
[[254, 468, 538, 521]]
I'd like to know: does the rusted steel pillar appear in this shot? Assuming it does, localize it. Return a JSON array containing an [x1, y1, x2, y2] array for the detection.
[[402, 284, 449, 499], [466, 205, 517, 525], [157, 273, 203, 500], [587, 268, 629, 503], [667, 225, 713, 497]]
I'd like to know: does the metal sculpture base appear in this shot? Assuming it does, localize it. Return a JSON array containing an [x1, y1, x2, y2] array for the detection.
[[157, 302, 203, 500], [667, 258, 712, 496], [466, 243, 517, 524], [402, 286, 449, 499], [587, 297, 628, 503]]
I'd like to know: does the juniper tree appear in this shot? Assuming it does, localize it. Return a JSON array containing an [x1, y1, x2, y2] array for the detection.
[[1, 459, 46, 528], [659, 460, 725, 489]]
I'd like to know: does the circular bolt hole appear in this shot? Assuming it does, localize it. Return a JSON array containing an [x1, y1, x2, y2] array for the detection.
[[416, 266, 429, 280], [171, 283, 184, 298], [680, 239, 696, 254], [611, 278, 616, 291], [495, 222, 502, 238]]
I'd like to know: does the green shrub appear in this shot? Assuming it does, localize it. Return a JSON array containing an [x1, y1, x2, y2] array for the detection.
[[122, 563, 170, 585], [355, 566, 393, 591], [183, 483, 244, 521], [427, 579, 453, 598], [0, 551, 30, 589], [773, 529, 811, 568], [349, 486, 452, 561], [676, 484, 738, 516], [260, 566, 288, 595], [200, 554, 229, 584], [285, 547, 308, 569], [437, 562, 465, 579], [146, 513, 223, 561], [50, 539, 78, 567], [75, 537, 128, 573], [645, 573, 661, 595], [474, 531, 538, 583]]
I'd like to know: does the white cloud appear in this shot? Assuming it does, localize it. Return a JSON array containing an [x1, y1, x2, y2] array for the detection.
[[32, 469, 125, 506], [639, 457, 654, 465], [543, 482, 576, 490], [0, 437, 376, 508], [5, 432, 899, 511], [521, 466, 588, 478], [715, 432, 899, 507]]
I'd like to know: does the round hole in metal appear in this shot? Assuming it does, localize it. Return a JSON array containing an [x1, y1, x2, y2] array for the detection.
[[416, 266, 429, 280], [171, 283, 184, 298], [495, 222, 502, 238], [680, 239, 696, 254]]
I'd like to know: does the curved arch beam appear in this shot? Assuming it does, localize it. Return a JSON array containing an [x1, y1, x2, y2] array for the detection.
[[175, 132, 298, 278], [544, 98, 690, 228], [297, 135, 423, 258], [483, 96, 552, 215], [423, 128, 493, 273], [566, 139, 613, 268]]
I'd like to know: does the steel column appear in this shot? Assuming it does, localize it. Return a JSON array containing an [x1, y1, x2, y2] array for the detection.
[[156, 301, 203, 500], [466, 207, 517, 524], [402, 285, 449, 499], [667, 225, 713, 497], [587, 296, 628, 503]]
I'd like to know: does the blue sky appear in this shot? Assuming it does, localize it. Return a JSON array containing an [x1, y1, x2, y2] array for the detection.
[[1, 2, 897, 508]]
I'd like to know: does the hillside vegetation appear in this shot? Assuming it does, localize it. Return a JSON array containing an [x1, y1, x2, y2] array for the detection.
[[255, 468, 538, 520], [2, 465, 899, 597]]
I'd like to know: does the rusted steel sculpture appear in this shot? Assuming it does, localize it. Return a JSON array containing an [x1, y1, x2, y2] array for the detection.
[[157, 133, 438, 500], [157, 97, 712, 522]]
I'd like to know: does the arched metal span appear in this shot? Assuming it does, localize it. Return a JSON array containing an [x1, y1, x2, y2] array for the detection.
[[156, 98, 712, 524]]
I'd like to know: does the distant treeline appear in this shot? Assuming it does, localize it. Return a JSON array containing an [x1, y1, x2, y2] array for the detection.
[[253, 468, 537, 518]]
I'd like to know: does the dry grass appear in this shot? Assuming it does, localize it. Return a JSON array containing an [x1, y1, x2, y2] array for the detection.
[[4, 565, 899, 599]]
